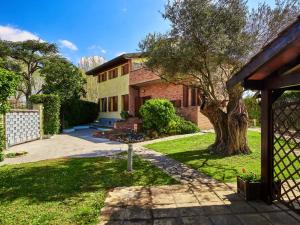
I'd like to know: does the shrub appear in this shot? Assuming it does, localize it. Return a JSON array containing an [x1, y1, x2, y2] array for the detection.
[[62, 99, 99, 128], [139, 99, 199, 135], [0, 67, 19, 161], [30, 94, 61, 135], [120, 110, 130, 120], [168, 116, 200, 134], [139, 99, 176, 134], [244, 96, 260, 125]]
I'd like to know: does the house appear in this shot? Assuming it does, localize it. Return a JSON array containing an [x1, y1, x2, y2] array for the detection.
[[85, 53, 212, 129]]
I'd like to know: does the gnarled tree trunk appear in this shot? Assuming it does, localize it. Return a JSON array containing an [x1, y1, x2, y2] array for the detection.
[[200, 87, 250, 155]]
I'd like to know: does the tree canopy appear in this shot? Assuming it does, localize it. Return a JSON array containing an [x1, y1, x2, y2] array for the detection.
[[140, 0, 299, 155]]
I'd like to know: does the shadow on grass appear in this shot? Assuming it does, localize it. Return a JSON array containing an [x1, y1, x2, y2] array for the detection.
[[0, 157, 177, 204], [164, 148, 241, 182]]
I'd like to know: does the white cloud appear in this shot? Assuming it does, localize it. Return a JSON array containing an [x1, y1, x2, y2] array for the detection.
[[88, 45, 107, 54], [116, 52, 126, 56], [59, 39, 78, 51], [0, 25, 40, 42]]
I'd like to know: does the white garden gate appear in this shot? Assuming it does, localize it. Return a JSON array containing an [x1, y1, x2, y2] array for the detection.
[[5, 109, 41, 147]]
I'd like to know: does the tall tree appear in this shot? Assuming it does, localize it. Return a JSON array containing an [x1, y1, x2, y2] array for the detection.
[[140, 0, 299, 155], [0, 40, 58, 106], [41, 56, 86, 104]]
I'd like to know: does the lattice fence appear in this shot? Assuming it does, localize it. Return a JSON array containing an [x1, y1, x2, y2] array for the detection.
[[5, 110, 41, 147], [273, 101, 300, 213]]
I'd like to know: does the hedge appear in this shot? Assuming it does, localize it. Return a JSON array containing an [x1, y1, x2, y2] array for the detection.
[[30, 94, 61, 135], [62, 99, 99, 128]]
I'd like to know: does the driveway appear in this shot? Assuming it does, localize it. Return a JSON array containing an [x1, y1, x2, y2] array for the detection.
[[0, 129, 127, 166]]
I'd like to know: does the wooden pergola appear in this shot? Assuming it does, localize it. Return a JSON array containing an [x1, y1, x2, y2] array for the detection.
[[227, 17, 300, 212]]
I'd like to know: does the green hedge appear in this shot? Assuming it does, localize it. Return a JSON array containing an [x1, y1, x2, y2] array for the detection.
[[30, 94, 61, 135], [62, 99, 99, 128]]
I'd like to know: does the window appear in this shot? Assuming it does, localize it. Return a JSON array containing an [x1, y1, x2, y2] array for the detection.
[[183, 86, 189, 107], [121, 64, 129, 75], [191, 88, 197, 106], [101, 98, 107, 112], [108, 68, 118, 79], [122, 94, 129, 111], [108, 96, 118, 112], [101, 72, 107, 82], [132, 62, 144, 71]]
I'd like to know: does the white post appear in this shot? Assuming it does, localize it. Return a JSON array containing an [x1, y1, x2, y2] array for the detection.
[[127, 144, 133, 172]]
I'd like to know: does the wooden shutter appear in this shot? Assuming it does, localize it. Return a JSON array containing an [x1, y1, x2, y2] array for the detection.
[[122, 94, 129, 111], [183, 86, 189, 107], [113, 96, 118, 111], [191, 88, 197, 106]]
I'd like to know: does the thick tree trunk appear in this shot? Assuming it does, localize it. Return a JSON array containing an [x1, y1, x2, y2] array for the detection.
[[201, 96, 250, 155]]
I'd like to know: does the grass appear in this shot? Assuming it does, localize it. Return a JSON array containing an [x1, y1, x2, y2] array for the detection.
[[146, 131, 299, 183], [5, 151, 28, 158], [146, 131, 262, 183], [0, 156, 177, 225]]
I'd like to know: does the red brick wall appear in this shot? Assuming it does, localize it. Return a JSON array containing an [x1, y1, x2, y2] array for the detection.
[[129, 68, 160, 86], [140, 82, 184, 101], [177, 106, 213, 130]]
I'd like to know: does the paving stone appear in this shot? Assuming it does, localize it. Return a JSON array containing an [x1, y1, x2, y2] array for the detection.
[[227, 201, 256, 213], [214, 190, 243, 201], [182, 216, 213, 225], [209, 215, 244, 225], [152, 206, 180, 218], [124, 206, 152, 220], [172, 193, 199, 204], [248, 201, 281, 212], [195, 192, 222, 202], [123, 220, 152, 225], [176, 203, 205, 217], [202, 205, 232, 215], [152, 193, 176, 205], [101, 206, 126, 221], [154, 218, 182, 225], [237, 214, 272, 225], [98, 220, 123, 225], [262, 212, 300, 225]]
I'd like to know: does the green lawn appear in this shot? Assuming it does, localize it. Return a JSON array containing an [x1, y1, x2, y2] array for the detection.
[[0, 156, 177, 225], [146, 131, 262, 183]]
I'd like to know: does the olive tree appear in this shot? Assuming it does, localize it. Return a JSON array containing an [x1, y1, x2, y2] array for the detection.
[[140, 0, 299, 155]]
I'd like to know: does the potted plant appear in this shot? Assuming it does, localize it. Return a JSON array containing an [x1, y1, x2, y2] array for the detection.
[[237, 169, 262, 200]]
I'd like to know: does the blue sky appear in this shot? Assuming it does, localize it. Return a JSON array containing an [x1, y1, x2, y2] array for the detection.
[[0, 0, 274, 64]]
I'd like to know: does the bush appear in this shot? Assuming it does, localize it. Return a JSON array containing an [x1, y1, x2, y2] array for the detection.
[[62, 99, 99, 128], [139, 98, 199, 135], [244, 96, 260, 125], [168, 116, 200, 134], [0, 67, 19, 161], [139, 99, 176, 134], [30, 94, 61, 135], [120, 110, 130, 120]]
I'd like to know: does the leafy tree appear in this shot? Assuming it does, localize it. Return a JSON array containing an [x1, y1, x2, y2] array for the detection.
[[41, 56, 86, 104], [0, 40, 58, 106], [139, 0, 299, 155]]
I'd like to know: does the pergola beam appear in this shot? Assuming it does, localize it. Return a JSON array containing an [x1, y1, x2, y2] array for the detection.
[[243, 72, 300, 90]]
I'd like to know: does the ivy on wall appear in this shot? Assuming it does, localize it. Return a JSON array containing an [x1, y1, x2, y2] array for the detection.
[[0, 67, 19, 161]]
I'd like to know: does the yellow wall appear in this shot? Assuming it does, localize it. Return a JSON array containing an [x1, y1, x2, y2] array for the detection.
[[85, 63, 129, 119]]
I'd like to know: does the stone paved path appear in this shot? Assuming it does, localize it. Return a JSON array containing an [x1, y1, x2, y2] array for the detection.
[[99, 146, 300, 224]]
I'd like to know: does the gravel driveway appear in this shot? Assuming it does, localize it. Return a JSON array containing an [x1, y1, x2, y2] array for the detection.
[[0, 129, 127, 166]]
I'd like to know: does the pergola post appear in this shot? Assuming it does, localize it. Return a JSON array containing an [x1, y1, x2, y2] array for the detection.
[[260, 90, 274, 203]]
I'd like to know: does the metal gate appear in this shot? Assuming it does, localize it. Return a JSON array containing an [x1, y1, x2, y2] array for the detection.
[[273, 100, 300, 213], [5, 109, 41, 147]]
